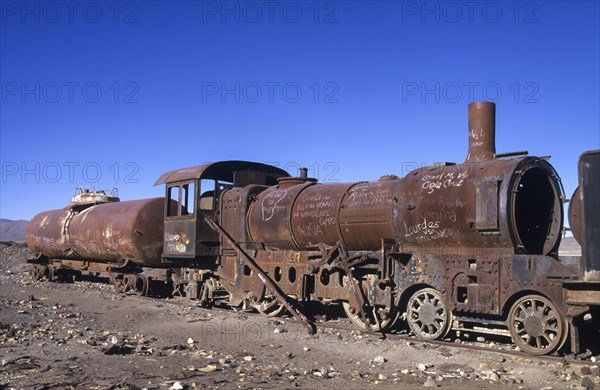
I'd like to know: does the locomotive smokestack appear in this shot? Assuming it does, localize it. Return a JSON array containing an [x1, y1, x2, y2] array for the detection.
[[466, 102, 496, 162]]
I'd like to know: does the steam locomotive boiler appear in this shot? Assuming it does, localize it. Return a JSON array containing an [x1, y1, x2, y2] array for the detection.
[[26, 102, 600, 356]]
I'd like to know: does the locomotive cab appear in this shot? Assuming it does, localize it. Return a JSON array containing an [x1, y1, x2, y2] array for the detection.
[[154, 161, 289, 262]]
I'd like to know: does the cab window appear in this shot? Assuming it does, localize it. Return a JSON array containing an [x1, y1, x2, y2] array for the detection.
[[167, 182, 196, 217], [200, 179, 215, 210]]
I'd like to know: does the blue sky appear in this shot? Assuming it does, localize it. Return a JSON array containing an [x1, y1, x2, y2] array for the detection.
[[1, 0, 599, 221]]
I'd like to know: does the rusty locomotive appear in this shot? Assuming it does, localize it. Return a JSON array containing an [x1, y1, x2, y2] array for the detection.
[[26, 102, 600, 355]]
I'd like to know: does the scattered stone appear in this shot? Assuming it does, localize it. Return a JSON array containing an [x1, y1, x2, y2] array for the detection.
[[582, 376, 596, 389], [373, 356, 386, 364], [244, 355, 253, 362], [187, 337, 194, 345], [101, 342, 132, 355], [438, 363, 474, 373], [590, 365, 600, 376], [303, 347, 310, 352], [423, 377, 437, 387], [170, 382, 184, 390], [199, 364, 218, 373]]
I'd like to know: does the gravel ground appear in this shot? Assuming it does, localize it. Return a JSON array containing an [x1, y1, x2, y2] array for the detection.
[[1, 242, 599, 390]]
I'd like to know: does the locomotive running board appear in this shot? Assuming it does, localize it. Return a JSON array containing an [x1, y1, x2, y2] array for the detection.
[[204, 217, 316, 335]]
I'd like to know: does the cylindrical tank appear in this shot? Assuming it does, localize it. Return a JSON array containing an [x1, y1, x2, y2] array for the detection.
[[247, 156, 564, 256], [26, 198, 165, 267], [247, 178, 399, 251]]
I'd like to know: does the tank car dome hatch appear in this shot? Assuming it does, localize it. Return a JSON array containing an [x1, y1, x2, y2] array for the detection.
[[65, 188, 120, 209]]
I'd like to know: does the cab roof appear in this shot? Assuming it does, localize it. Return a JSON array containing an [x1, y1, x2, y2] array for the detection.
[[154, 160, 290, 187]]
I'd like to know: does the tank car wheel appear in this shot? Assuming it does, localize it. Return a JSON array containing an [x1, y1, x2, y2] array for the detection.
[[112, 275, 128, 293], [135, 273, 150, 296], [406, 288, 451, 341], [508, 295, 567, 355], [252, 296, 287, 317], [45, 266, 55, 282], [31, 265, 45, 280]]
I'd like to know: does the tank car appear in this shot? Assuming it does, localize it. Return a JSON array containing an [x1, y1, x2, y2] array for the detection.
[[26, 102, 600, 356]]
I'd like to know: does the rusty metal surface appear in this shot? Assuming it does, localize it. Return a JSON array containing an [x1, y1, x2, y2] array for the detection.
[[247, 156, 563, 256], [466, 101, 496, 162], [206, 217, 315, 334], [154, 160, 289, 186], [220, 185, 268, 249], [578, 150, 600, 281], [27, 198, 165, 266], [569, 186, 582, 245], [396, 156, 563, 256], [292, 183, 351, 250], [247, 178, 315, 250]]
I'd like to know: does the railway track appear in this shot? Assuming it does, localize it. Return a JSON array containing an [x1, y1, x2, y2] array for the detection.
[[141, 294, 600, 367]]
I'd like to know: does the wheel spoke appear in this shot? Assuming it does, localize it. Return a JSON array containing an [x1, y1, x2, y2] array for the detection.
[[518, 304, 528, 316], [530, 300, 537, 312], [546, 324, 558, 332], [542, 333, 552, 344]]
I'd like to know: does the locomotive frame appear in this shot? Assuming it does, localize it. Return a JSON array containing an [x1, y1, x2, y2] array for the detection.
[[26, 102, 600, 356]]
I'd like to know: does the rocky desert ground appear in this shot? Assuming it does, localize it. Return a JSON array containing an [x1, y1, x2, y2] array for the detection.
[[1, 241, 599, 390]]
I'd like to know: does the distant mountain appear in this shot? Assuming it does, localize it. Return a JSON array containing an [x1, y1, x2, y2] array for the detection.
[[0, 219, 28, 243], [559, 236, 582, 256]]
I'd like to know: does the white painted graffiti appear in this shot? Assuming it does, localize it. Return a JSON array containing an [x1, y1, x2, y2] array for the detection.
[[421, 170, 468, 194]]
